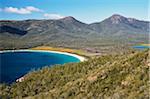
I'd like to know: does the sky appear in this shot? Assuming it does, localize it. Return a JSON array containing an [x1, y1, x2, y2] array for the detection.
[[0, 0, 149, 23]]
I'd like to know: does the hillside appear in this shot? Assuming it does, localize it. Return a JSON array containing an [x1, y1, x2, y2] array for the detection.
[[0, 50, 149, 99], [0, 14, 149, 53]]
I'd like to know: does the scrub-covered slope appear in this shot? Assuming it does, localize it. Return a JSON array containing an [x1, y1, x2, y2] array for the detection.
[[0, 50, 149, 99], [0, 14, 149, 50]]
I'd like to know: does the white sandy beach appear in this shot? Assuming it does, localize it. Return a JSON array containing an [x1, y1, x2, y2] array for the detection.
[[0, 49, 86, 62]]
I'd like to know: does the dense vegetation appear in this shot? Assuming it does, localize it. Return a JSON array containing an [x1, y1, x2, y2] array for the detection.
[[0, 14, 149, 54], [0, 50, 149, 99]]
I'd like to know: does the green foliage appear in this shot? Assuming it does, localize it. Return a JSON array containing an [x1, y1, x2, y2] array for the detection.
[[0, 50, 149, 99], [0, 15, 149, 53]]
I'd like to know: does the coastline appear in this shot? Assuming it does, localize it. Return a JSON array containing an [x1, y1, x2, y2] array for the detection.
[[1, 49, 86, 83], [0, 49, 86, 62]]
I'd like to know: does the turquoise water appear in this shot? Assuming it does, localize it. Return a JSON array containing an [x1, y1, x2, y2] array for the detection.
[[133, 45, 150, 50], [0, 51, 80, 83]]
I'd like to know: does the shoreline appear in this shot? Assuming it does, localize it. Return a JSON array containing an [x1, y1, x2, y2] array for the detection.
[[0, 49, 86, 83], [0, 49, 86, 62]]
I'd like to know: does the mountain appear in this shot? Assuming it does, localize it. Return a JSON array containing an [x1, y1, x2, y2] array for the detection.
[[89, 14, 149, 35], [0, 16, 92, 36], [0, 14, 149, 51], [0, 25, 27, 35], [0, 50, 149, 98]]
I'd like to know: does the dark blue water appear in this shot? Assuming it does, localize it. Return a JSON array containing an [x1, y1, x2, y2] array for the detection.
[[0, 51, 80, 84], [133, 45, 150, 50]]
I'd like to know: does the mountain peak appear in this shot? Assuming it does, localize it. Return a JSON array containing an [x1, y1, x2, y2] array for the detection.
[[109, 14, 126, 24], [111, 14, 124, 18], [60, 16, 76, 21]]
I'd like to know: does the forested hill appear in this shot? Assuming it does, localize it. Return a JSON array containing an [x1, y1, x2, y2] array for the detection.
[[0, 14, 149, 50], [0, 50, 149, 99]]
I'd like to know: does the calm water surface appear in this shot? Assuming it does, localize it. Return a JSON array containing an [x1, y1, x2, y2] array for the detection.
[[0, 51, 80, 83], [132, 45, 150, 50]]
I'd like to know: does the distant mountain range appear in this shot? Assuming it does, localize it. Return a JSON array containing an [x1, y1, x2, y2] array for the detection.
[[0, 14, 149, 50]]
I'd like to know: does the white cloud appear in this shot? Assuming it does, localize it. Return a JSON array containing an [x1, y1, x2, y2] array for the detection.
[[44, 13, 65, 19], [26, 6, 42, 12], [1, 6, 42, 14]]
